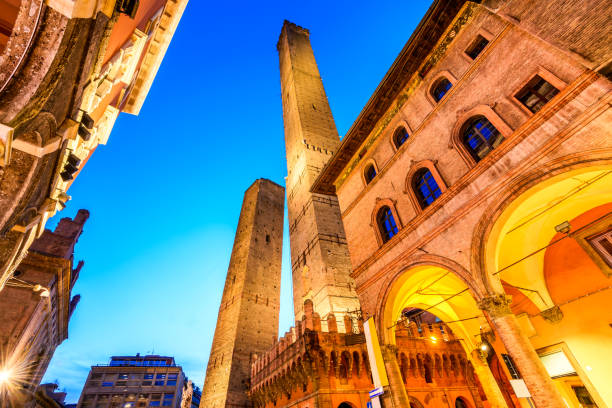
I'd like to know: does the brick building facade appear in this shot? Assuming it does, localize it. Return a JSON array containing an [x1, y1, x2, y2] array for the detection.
[[312, 0, 612, 407], [0, 0, 187, 298], [201, 179, 285, 408]]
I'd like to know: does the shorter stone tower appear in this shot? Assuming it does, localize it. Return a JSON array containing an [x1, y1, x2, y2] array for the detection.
[[201, 179, 285, 408]]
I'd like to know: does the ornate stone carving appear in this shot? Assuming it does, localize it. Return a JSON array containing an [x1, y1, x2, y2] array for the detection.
[[540, 306, 564, 323], [478, 294, 512, 318]]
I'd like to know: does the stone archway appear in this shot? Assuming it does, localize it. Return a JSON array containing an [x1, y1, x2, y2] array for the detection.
[[376, 258, 511, 407], [472, 159, 612, 407]]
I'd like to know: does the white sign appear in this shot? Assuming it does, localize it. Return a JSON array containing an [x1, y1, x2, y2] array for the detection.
[[509, 379, 531, 398], [369, 386, 384, 398]]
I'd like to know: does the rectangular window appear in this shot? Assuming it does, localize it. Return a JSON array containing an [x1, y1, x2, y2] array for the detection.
[[162, 394, 173, 406], [149, 402, 160, 407], [515, 75, 560, 113], [102, 382, 114, 387], [167, 374, 177, 380], [166, 380, 176, 386], [142, 381, 152, 386], [154, 380, 164, 386], [116, 381, 127, 386], [91, 373, 103, 380], [156, 374, 166, 379], [118, 374, 129, 379], [588, 228, 612, 267], [465, 34, 489, 59], [144, 374, 154, 380]]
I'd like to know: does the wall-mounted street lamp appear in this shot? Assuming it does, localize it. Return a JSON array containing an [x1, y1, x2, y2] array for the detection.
[[6, 277, 50, 298]]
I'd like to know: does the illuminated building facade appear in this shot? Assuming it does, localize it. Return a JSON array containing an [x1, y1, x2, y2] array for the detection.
[[76, 355, 188, 408], [312, 0, 612, 407], [0, 210, 88, 407], [0, 0, 188, 294]]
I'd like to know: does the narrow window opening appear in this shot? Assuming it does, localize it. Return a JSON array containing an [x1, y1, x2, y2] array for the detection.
[[465, 35, 489, 59], [462, 115, 503, 162], [431, 78, 452, 102], [393, 127, 410, 148], [515, 75, 560, 113], [377, 206, 399, 243], [413, 169, 442, 209], [588, 228, 612, 267], [364, 164, 377, 184]]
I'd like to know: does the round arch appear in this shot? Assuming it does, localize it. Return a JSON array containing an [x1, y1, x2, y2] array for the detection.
[[376, 256, 487, 351], [472, 156, 612, 307]]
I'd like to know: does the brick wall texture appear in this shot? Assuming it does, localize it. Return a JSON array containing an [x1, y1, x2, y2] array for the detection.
[[201, 179, 285, 408], [278, 22, 360, 325]]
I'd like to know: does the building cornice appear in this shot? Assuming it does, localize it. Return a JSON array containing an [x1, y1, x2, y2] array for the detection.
[[311, 0, 479, 195]]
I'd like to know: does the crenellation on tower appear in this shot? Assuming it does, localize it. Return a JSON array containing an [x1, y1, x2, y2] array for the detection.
[[278, 21, 361, 327], [201, 179, 285, 408]]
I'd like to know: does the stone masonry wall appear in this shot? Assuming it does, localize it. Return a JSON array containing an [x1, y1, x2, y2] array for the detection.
[[201, 179, 285, 408], [278, 21, 360, 325]]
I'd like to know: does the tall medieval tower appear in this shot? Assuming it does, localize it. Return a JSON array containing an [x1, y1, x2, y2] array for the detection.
[[277, 21, 360, 328], [200, 179, 285, 408]]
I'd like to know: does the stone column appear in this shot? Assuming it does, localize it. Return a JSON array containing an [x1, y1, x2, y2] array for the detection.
[[470, 352, 509, 408], [479, 295, 565, 408], [381, 345, 411, 408]]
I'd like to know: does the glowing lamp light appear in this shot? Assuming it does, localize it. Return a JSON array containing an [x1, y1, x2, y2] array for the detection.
[[0, 368, 11, 385], [39, 289, 50, 298], [480, 344, 489, 352], [430, 336, 437, 343]]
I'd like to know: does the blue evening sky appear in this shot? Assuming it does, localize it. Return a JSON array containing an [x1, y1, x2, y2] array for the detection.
[[42, 1, 432, 402]]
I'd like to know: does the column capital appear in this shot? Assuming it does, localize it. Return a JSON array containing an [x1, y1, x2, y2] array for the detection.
[[479, 294, 513, 318]]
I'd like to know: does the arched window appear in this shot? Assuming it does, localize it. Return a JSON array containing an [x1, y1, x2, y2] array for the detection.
[[413, 169, 442, 209], [364, 164, 377, 184], [377, 206, 399, 243], [462, 116, 503, 162], [393, 127, 410, 148], [455, 398, 469, 408], [431, 78, 452, 102]]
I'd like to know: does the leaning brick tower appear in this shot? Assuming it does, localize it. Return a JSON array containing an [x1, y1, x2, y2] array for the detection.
[[277, 21, 360, 329], [200, 179, 285, 408]]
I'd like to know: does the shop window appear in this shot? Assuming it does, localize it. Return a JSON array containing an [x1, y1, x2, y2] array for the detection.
[[364, 164, 377, 184], [377, 206, 399, 243], [431, 78, 452, 102], [465, 35, 489, 60], [462, 115, 504, 161], [393, 127, 410, 148], [588, 228, 612, 267], [413, 169, 442, 209], [515, 75, 560, 113]]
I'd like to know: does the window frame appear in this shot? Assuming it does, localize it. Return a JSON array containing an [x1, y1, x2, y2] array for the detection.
[[451, 106, 513, 167], [392, 125, 411, 150], [425, 71, 457, 107], [405, 161, 447, 213], [511, 68, 566, 116], [361, 159, 379, 186], [371, 199, 402, 246], [463, 30, 492, 61], [574, 212, 612, 276]]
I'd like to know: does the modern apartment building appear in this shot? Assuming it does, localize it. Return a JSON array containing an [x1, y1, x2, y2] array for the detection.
[[77, 355, 187, 408]]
